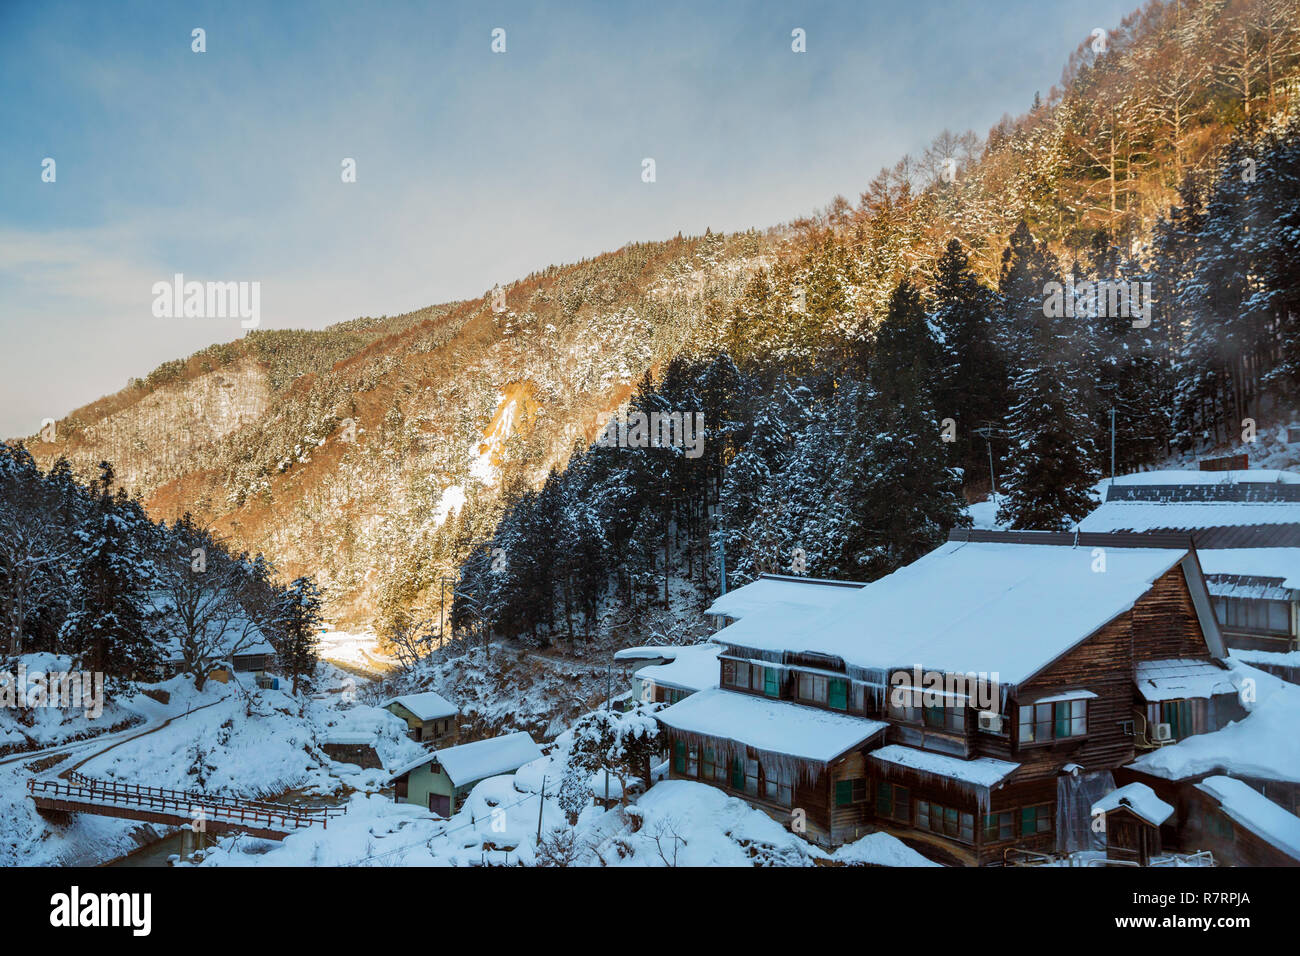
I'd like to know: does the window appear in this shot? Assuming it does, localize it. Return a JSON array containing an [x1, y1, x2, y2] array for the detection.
[[829, 678, 848, 711], [877, 783, 910, 823], [835, 778, 867, 807], [743, 757, 760, 796], [797, 672, 829, 705], [1206, 812, 1235, 841], [686, 746, 698, 777], [1019, 700, 1088, 744], [916, 800, 974, 843], [701, 747, 715, 779], [983, 811, 1015, 842], [764, 764, 794, 807], [733, 661, 750, 689], [1020, 803, 1052, 836], [850, 683, 867, 714], [1217, 596, 1291, 634], [889, 698, 920, 723]]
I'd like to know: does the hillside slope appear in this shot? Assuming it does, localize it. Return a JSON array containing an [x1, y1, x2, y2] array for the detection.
[[20, 0, 1300, 630]]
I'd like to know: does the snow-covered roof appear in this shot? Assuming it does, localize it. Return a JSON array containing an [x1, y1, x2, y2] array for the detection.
[[383, 691, 457, 721], [431, 732, 542, 787], [705, 574, 866, 620], [1104, 469, 1300, 487], [1134, 659, 1236, 702], [655, 688, 886, 764], [614, 646, 679, 663], [1197, 548, 1300, 590], [1195, 775, 1300, 861], [1092, 782, 1174, 826], [635, 644, 721, 693], [1022, 689, 1098, 705], [1205, 575, 1293, 601], [1078, 501, 1300, 533], [868, 745, 1019, 789], [715, 541, 1199, 687], [1130, 663, 1300, 783]]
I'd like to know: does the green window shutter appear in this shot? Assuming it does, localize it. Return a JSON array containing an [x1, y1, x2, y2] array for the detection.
[[1054, 704, 1068, 739], [764, 668, 779, 698], [730, 757, 745, 790], [876, 784, 892, 817], [1020, 806, 1036, 835], [835, 780, 853, 807], [829, 679, 848, 711], [673, 740, 685, 773]]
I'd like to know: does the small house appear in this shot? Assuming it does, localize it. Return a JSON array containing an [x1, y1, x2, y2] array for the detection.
[[1092, 782, 1174, 865], [387, 731, 542, 817], [383, 691, 459, 746]]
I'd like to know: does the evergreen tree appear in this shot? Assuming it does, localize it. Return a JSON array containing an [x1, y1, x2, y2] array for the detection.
[[279, 576, 324, 696], [930, 239, 1010, 486]]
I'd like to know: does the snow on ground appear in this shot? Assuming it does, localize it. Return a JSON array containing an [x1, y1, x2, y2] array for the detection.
[[195, 774, 937, 868], [0, 653, 141, 753], [317, 628, 395, 675], [77, 678, 426, 799], [964, 494, 1007, 530]]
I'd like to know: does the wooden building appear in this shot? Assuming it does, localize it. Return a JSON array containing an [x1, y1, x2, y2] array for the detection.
[[656, 531, 1233, 865], [1092, 782, 1174, 865], [615, 643, 722, 706], [1078, 476, 1300, 652], [383, 691, 459, 746], [1186, 776, 1300, 866], [387, 731, 541, 817]]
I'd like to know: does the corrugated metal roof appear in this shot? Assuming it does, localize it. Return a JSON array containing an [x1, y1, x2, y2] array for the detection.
[[1106, 483, 1300, 503]]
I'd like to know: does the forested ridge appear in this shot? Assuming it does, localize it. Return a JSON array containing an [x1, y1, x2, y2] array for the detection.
[[11, 0, 1300, 648]]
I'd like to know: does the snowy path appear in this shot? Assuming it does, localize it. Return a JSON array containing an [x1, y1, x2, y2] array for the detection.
[[0, 694, 226, 776]]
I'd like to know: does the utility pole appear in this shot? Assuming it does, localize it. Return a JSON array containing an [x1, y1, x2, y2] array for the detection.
[[1110, 406, 1117, 487], [605, 657, 612, 807], [536, 774, 547, 842], [974, 424, 1006, 499], [718, 532, 727, 595], [1099, 382, 1119, 488]]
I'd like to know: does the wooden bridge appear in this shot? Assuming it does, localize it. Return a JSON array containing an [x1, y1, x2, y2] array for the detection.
[[28, 772, 345, 840]]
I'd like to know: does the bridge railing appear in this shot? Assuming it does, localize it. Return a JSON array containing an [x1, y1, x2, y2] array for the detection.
[[29, 775, 344, 832], [67, 771, 346, 821]]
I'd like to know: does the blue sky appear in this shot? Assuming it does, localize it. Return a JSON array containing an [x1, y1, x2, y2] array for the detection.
[[0, 0, 1138, 438]]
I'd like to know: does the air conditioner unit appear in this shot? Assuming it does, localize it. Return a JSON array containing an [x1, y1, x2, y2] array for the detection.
[[1153, 722, 1173, 743], [978, 711, 1003, 732]]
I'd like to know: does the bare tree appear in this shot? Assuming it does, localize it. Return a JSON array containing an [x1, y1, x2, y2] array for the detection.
[[1218, 17, 1263, 118], [385, 616, 436, 670], [153, 525, 279, 690], [1143, 43, 1208, 179]]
